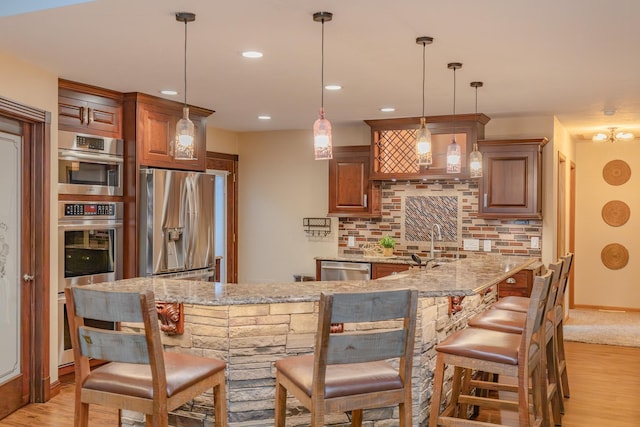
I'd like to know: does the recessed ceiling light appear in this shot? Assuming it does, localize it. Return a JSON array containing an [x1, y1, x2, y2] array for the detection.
[[242, 51, 263, 58], [380, 107, 396, 112], [325, 84, 342, 91], [160, 89, 178, 96], [258, 115, 271, 120]]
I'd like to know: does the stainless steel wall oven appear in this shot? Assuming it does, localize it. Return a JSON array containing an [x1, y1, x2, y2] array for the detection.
[[58, 201, 123, 366], [58, 130, 124, 196]]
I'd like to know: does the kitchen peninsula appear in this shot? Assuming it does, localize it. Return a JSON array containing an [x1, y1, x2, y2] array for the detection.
[[88, 255, 535, 427]]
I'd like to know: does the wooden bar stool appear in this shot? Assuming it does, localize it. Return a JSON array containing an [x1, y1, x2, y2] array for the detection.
[[429, 271, 553, 427], [274, 289, 418, 427], [554, 253, 574, 400], [65, 286, 228, 427], [468, 260, 564, 425]]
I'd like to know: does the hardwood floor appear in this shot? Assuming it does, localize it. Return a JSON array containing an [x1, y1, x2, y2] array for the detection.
[[1, 341, 639, 426]]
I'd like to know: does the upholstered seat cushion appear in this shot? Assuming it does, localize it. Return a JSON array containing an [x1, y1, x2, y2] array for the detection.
[[82, 352, 226, 399], [491, 296, 529, 312], [274, 355, 402, 399], [468, 309, 526, 334], [436, 327, 523, 365]]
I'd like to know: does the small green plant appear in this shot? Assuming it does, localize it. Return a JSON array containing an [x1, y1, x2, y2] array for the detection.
[[379, 235, 396, 248]]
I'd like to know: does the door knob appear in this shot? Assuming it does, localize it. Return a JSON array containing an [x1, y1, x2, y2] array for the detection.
[[23, 274, 34, 281]]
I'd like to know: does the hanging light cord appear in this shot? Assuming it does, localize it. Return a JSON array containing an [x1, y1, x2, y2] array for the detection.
[[183, 19, 188, 108], [452, 67, 457, 139], [320, 18, 325, 113], [421, 42, 426, 118]]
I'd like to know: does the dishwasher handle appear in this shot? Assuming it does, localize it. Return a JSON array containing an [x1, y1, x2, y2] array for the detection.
[[322, 265, 370, 272]]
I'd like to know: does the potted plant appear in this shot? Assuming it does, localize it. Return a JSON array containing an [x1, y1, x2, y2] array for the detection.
[[379, 235, 396, 257]]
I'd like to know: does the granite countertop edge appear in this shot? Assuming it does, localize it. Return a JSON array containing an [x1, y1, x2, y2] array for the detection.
[[85, 255, 535, 306]]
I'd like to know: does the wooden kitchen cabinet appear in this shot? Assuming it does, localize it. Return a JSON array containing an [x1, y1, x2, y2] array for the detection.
[[328, 145, 381, 217], [497, 264, 542, 298], [364, 114, 490, 181], [123, 92, 213, 172], [371, 262, 411, 279], [477, 138, 548, 218], [58, 79, 123, 138]]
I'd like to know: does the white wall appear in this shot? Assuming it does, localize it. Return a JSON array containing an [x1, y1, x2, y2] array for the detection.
[[575, 140, 640, 309], [206, 126, 240, 154], [0, 48, 59, 383], [237, 125, 369, 283]]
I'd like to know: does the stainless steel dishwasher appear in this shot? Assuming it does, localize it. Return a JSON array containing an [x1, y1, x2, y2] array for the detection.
[[320, 260, 371, 281]]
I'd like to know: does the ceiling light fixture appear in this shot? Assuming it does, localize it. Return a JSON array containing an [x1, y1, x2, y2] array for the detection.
[[446, 62, 462, 173], [242, 50, 263, 58], [312, 11, 333, 160], [174, 12, 196, 160], [469, 81, 483, 178], [592, 127, 635, 143], [415, 36, 434, 166]]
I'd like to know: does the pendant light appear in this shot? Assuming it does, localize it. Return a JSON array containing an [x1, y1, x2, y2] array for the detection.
[[446, 62, 462, 173], [313, 11, 333, 160], [469, 81, 483, 178], [174, 12, 196, 160], [415, 36, 434, 166]]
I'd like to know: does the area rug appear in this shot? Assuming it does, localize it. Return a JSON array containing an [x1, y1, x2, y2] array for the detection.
[[563, 309, 640, 347]]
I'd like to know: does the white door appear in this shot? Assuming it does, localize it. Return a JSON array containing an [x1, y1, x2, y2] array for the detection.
[[0, 130, 23, 414]]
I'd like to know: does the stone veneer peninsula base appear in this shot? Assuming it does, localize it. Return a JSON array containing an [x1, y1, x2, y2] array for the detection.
[[86, 255, 535, 427]]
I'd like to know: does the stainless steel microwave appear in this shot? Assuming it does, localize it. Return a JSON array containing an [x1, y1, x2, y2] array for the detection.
[[58, 131, 124, 196]]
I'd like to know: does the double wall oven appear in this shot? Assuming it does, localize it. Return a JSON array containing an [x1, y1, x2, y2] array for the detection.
[[57, 200, 123, 366]]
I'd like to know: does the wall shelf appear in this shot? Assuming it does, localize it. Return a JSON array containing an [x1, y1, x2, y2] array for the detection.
[[303, 217, 331, 237]]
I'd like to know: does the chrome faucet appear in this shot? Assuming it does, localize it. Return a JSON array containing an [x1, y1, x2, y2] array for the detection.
[[430, 223, 442, 260]]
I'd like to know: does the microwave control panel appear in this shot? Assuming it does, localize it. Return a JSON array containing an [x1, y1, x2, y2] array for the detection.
[[75, 135, 105, 151]]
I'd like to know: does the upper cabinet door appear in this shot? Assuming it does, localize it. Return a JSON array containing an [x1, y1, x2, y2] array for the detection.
[[124, 93, 213, 172], [477, 138, 548, 219], [328, 146, 381, 217], [59, 79, 123, 138]]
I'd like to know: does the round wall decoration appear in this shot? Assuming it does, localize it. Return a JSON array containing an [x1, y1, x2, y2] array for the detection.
[[600, 243, 629, 270], [601, 200, 631, 227], [602, 159, 631, 186]]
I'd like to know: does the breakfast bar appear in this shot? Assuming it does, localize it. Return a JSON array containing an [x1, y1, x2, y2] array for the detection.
[[87, 255, 534, 427]]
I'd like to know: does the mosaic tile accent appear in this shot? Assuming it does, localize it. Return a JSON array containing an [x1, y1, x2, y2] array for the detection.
[[405, 195, 458, 242], [339, 180, 542, 259]]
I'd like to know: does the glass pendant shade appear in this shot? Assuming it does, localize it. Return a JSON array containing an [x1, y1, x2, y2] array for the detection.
[[416, 117, 433, 166], [313, 12, 333, 160], [313, 108, 333, 160], [469, 143, 483, 178], [175, 106, 196, 160], [446, 137, 461, 173]]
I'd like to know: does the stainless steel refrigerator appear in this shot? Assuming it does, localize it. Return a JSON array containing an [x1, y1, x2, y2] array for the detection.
[[139, 168, 215, 280]]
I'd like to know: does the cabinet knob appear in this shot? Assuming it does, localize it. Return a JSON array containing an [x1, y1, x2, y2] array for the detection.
[[483, 193, 488, 208], [505, 277, 516, 284], [363, 194, 367, 208]]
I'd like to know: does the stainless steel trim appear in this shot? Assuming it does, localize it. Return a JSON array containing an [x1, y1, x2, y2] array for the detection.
[[58, 149, 124, 163]]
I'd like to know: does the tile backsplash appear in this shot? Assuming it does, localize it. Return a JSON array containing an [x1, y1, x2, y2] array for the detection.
[[339, 180, 542, 259]]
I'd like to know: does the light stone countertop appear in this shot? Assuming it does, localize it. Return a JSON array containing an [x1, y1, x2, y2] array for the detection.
[[86, 255, 535, 306]]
